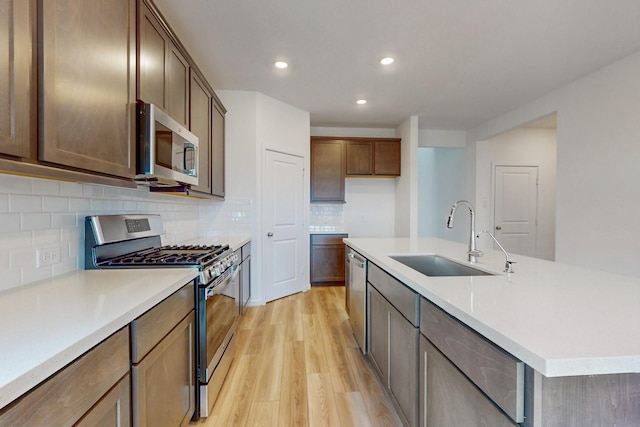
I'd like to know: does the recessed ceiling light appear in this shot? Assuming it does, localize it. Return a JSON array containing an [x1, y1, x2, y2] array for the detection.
[[274, 61, 288, 69], [356, 99, 367, 105], [380, 57, 394, 65]]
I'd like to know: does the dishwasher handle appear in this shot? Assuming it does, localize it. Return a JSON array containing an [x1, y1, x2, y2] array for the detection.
[[348, 252, 366, 269]]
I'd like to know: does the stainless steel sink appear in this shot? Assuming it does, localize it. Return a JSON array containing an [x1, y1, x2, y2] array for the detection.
[[389, 254, 495, 277]]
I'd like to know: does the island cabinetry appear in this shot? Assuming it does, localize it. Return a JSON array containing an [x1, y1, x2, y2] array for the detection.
[[0, 327, 131, 426], [420, 297, 523, 426], [311, 137, 346, 202], [345, 138, 401, 176], [39, 0, 136, 178], [367, 262, 419, 427], [0, 0, 34, 158], [310, 234, 348, 285], [130, 282, 195, 427], [522, 367, 640, 427], [138, 0, 189, 127]]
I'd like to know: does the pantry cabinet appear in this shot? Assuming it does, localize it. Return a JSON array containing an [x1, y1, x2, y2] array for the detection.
[[0, 328, 131, 427], [0, 0, 35, 158]]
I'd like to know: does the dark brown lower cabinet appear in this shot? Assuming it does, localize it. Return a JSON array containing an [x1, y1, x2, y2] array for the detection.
[[0, 328, 130, 427], [420, 336, 518, 427], [310, 234, 347, 285], [130, 283, 196, 427]]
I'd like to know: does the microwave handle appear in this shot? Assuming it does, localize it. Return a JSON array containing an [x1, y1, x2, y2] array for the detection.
[[183, 143, 196, 174]]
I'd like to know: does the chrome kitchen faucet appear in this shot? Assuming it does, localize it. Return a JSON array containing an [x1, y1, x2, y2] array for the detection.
[[446, 200, 483, 263]]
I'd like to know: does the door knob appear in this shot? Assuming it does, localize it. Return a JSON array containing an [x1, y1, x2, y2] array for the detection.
[[495, 226, 502, 230], [267, 232, 273, 237]]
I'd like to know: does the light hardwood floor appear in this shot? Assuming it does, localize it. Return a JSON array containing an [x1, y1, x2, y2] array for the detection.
[[192, 286, 401, 427]]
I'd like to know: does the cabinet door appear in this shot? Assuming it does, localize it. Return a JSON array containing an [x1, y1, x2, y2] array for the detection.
[[167, 42, 189, 127], [0, 328, 130, 427], [374, 139, 401, 176], [211, 98, 225, 198], [189, 71, 212, 194], [75, 373, 131, 427], [132, 311, 195, 427], [39, 0, 135, 178], [389, 306, 418, 427], [0, 0, 34, 158], [420, 335, 519, 427], [138, 1, 166, 107], [345, 140, 373, 175], [310, 138, 345, 202], [368, 284, 388, 384], [310, 234, 347, 285]]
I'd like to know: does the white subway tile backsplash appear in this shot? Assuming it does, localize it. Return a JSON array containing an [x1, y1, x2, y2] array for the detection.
[[31, 179, 60, 196], [21, 213, 51, 231], [0, 175, 31, 194], [43, 196, 69, 212], [0, 214, 20, 233], [0, 173, 247, 292], [9, 195, 42, 213]]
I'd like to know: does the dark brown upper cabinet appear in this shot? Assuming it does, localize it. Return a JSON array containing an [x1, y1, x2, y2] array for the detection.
[[345, 138, 401, 177], [311, 138, 346, 203], [189, 70, 212, 195], [0, 0, 35, 159], [210, 97, 226, 198], [138, 0, 189, 127], [39, 0, 136, 179]]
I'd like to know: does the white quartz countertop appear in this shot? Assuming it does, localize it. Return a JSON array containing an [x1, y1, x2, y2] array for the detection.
[[344, 237, 640, 378], [0, 268, 198, 410]]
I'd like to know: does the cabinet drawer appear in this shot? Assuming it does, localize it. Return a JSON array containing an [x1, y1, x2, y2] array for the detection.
[[420, 298, 524, 423], [0, 327, 130, 426], [131, 281, 194, 363], [368, 262, 419, 326]]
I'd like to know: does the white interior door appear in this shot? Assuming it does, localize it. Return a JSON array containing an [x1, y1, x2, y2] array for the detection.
[[494, 165, 538, 257], [263, 150, 305, 302]]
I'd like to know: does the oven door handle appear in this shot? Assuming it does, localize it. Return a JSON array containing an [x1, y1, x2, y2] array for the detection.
[[204, 265, 240, 299]]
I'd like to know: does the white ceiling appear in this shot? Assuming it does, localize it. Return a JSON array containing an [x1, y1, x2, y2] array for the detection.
[[153, 0, 640, 130]]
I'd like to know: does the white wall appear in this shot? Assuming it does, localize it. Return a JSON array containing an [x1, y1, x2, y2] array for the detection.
[[467, 49, 640, 276], [217, 91, 310, 305], [418, 147, 469, 242], [475, 127, 557, 260], [395, 116, 420, 237]]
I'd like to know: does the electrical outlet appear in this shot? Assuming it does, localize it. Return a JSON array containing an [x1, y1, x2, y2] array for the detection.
[[36, 247, 61, 268]]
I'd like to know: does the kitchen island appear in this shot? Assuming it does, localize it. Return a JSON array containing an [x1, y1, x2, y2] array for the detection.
[[345, 237, 640, 427]]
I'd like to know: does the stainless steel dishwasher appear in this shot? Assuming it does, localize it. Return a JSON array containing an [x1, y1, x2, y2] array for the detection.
[[347, 248, 367, 353]]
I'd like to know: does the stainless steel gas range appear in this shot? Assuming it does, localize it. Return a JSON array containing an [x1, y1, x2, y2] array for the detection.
[[84, 214, 239, 420]]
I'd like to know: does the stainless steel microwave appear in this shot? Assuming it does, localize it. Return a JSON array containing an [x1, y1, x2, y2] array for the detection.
[[135, 102, 199, 187]]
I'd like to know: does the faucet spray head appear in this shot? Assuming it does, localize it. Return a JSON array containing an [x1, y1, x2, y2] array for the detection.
[[446, 205, 456, 228]]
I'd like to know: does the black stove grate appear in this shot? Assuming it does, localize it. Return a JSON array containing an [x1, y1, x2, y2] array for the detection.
[[101, 244, 230, 267]]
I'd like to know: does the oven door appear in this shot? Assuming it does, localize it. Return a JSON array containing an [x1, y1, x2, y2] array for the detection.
[[197, 264, 240, 417]]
